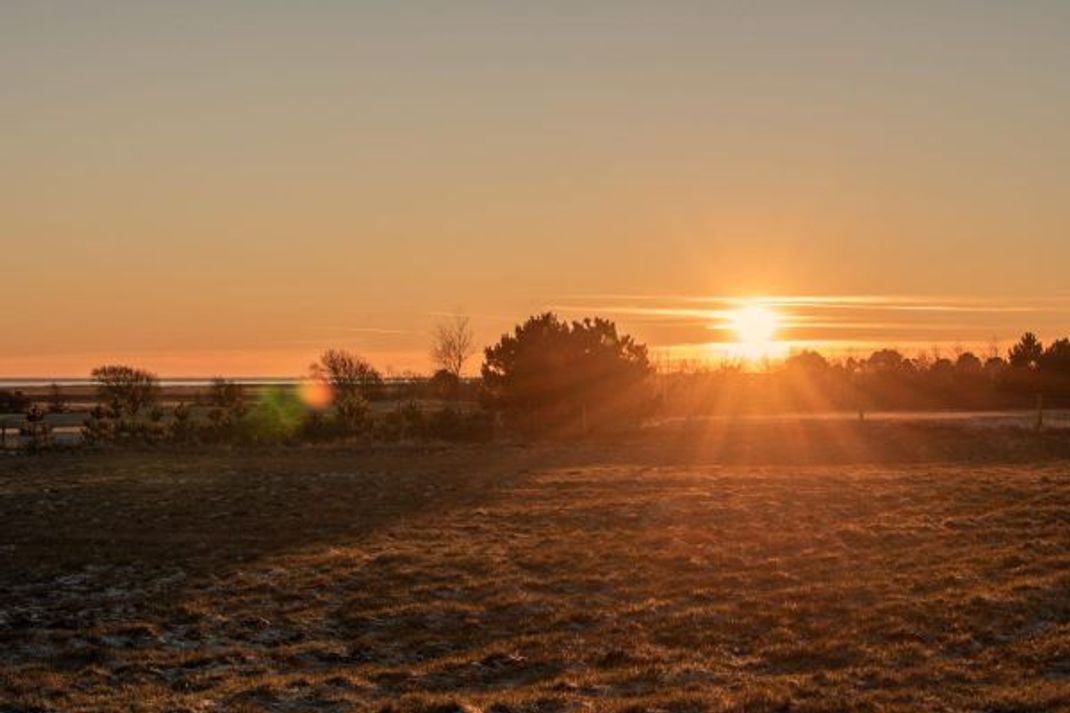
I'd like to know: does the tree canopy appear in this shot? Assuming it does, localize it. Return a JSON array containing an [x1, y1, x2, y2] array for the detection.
[[481, 313, 653, 433]]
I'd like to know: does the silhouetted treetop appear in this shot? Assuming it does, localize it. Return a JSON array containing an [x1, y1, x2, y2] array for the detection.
[[783, 350, 830, 374], [1041, 338, 1070, 374], [481, 313, 653, 432], [955, 352, 982, 373], [864, 349, 908, 373], [984, 356, 1007, 374], [1009, 332, 1043, 369]]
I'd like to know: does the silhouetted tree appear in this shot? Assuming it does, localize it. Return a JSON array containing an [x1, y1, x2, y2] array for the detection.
[[984, 356, 1007, 375], [481, 313, 653, 433], [955, 352, 982, 373], [91, 365, 159, 417], [931, 357, 954, 375], [1009, 333, 1043, 369], [783, 350, 829, 374], [865, 349, 907, 373], [431, 314, 476, 379], [310, 349, 382, 431], [1040, 338, 1070, 375]]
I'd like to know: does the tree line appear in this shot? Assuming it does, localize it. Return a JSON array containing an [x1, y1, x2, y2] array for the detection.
[[662, 332, 1070, 416], [1, 320, 1068, 448]]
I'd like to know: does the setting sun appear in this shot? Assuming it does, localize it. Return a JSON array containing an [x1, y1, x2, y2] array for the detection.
[[728, 304, 783, 362]]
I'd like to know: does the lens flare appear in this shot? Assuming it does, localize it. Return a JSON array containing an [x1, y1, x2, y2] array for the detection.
[[298, 380, 333, 409]]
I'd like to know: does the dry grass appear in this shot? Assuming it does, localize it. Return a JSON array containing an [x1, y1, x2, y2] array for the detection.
[[1, 422, 1068, 712]]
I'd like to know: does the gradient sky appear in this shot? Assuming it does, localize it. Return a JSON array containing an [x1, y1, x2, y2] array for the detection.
[[3, 1, 1069, 376]]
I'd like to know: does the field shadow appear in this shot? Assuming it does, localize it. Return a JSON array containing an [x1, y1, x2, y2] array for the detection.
[[0, 445, 539, 584]]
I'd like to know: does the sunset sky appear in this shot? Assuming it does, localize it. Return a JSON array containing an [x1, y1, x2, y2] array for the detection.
[[3, 2, 1069, 376]]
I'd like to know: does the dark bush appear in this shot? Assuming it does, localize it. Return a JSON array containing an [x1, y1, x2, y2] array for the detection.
[[0, 390, 30, 414], [482, 313, 654, 434], [427, 368, 462, 400]]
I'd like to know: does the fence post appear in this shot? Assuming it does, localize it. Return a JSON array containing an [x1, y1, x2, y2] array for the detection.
[[1035, 394, 1045, 431]]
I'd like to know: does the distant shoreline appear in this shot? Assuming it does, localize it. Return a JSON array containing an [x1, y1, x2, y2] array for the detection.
[[0, 377, 424, 387]]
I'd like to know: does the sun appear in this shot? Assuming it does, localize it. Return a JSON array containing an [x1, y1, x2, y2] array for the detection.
[[727, 304, 783, 362], [731, 304, 779, 344]]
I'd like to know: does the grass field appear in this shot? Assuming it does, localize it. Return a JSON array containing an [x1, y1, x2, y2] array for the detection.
[[1, 422, 1068, 712]]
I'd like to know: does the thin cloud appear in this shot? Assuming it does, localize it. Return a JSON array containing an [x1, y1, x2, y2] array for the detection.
[[548, 293, 1069, 359], [560, 293, 1063, 310], [426, 311, 515, 321], [322, 326, 411, 335]]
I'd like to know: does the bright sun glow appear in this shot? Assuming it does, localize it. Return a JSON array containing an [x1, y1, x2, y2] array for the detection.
[[727, 304, 784, 362]]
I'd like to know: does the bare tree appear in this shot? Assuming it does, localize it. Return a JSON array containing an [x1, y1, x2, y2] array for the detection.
[[310, 349, 382, 431], [430, 315, 475, 378], [311, 349, 382, 397]]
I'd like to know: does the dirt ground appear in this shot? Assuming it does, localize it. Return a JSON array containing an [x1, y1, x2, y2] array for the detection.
[[1, 422, 1068, 712]]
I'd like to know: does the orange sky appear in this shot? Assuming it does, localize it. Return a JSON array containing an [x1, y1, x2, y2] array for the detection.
[[2, 3, 1069, 376]]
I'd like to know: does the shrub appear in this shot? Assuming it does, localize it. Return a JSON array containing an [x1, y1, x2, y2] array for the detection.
[[425, 407, 492, 442], [427, 368, 462, 400], [239, 387, 308, 444], [301, 409, 352, 442], [310, 350, 382, 433], [168, 402, 196, 443], [373, 401, 426, 442], [200, 379, 247, 441], [82, 406, 112, 445], [91, 365, 159, 418]]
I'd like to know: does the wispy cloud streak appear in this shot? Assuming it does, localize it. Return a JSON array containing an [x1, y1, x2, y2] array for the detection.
[[549, 293, 1070, 359]]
